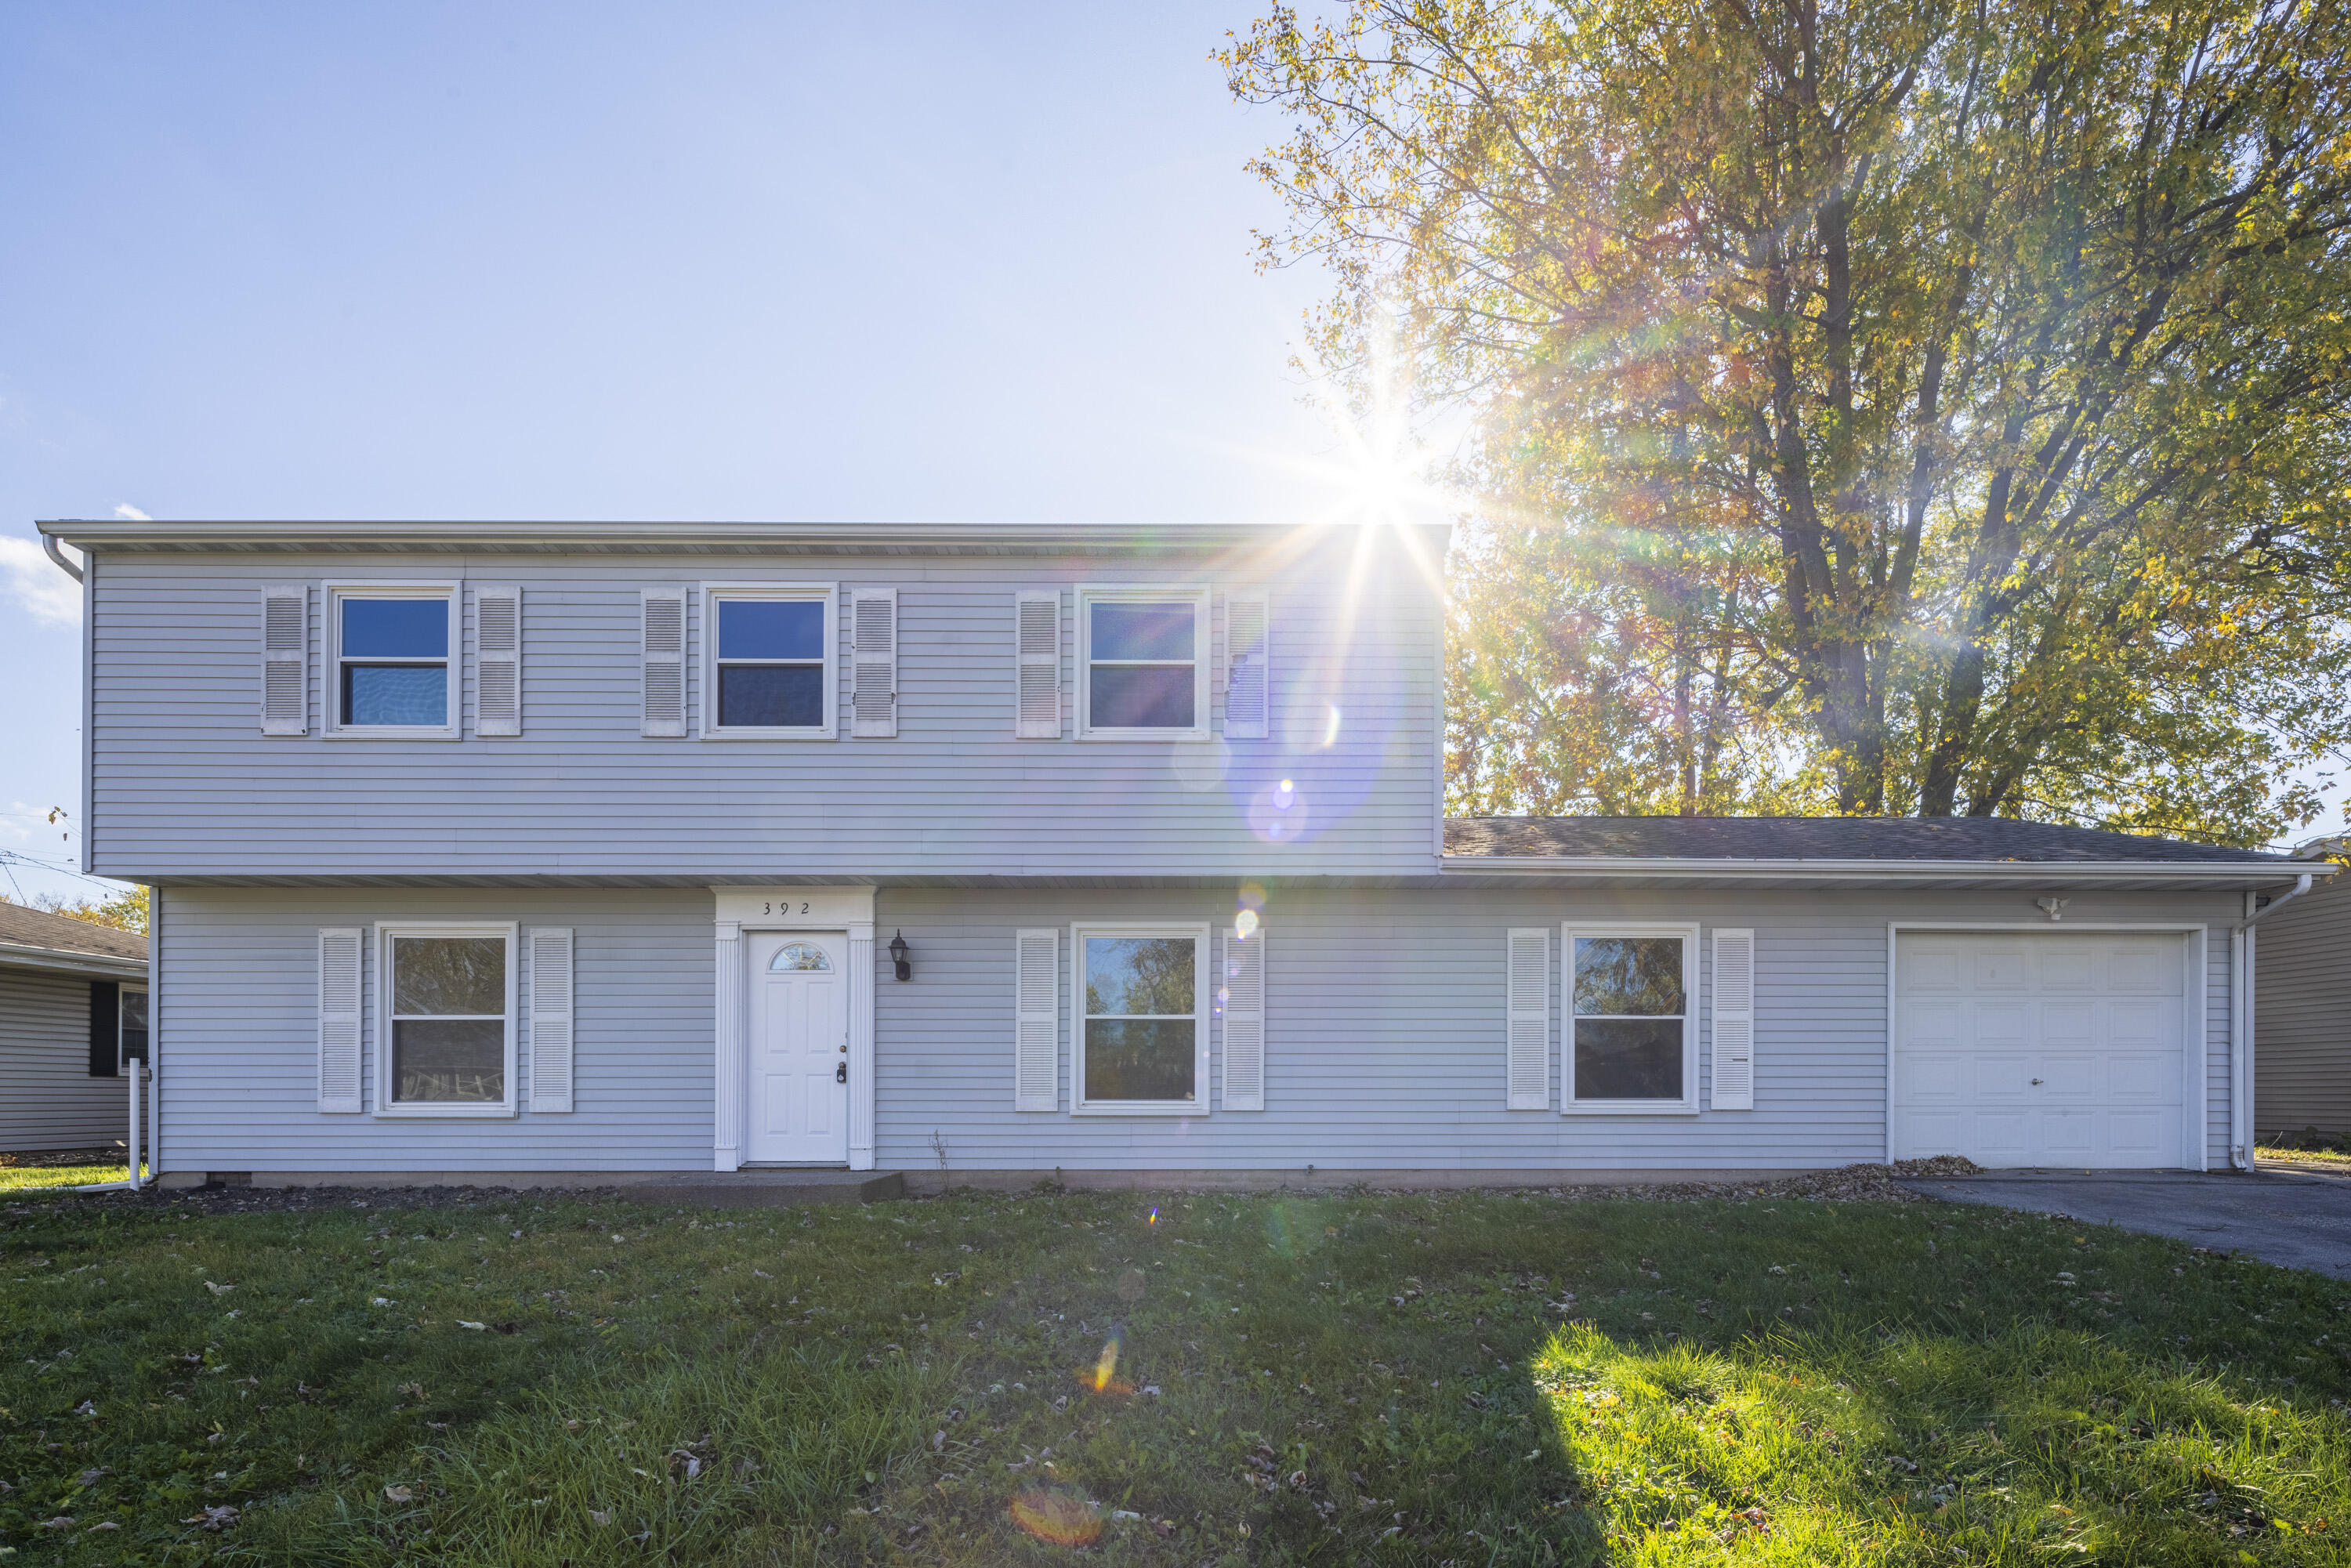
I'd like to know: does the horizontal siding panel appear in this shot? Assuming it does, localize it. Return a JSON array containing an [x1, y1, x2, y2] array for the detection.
[[0, 967, 121, 1150], [90, 542, 1439, 881], [2255, 875, 2351, 1138], [156, 885, 2241, 1175]]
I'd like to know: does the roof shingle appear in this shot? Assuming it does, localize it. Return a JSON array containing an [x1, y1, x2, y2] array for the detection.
[[0, 902, 150, 962], [1442, 816, 2288, 864]]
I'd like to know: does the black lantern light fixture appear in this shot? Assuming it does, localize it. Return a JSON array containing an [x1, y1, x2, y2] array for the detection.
[[889, 929, 911, 981]]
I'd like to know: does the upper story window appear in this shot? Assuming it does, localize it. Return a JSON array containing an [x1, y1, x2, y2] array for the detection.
[[329, 585, 457, 737], [703, 585, 835, 739], [1077, 586, 1209, 739], [1565, 925, 1698, 1113]]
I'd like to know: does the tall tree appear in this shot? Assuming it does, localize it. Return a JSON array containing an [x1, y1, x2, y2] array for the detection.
[[1225, 0, 2351, 840]]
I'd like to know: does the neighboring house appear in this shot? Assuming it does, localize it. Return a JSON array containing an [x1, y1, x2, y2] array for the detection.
[[2254, 865, 2351, 1141], [0, 901, 147, 1151], [33, 516, 2327, 1186]]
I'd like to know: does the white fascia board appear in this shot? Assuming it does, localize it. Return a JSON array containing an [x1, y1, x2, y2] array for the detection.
[[0, 942, 147, 980], [34, 518, 1448, 555], [1441, 855, 2322, 884]]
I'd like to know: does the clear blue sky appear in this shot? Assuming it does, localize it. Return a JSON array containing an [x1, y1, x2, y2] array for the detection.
[[0, 2, 1388, 902]]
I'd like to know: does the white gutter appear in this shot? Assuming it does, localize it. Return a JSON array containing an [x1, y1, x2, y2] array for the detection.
[[2230, 872, 2315, 1171], [0, 941, 147, 980], [38, 517, 1443, 553], [1440, 855, 2320, 884], [42, 533, 84, 581]]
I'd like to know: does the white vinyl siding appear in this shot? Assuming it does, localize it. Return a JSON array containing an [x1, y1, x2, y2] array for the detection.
[[1563, 923, 1701, 1114], [1220, 925, 1265, 1110], [639, 588, 687, 737], [473, 583, 522, 737], [260, 584, 308, 736], [1222, 589, 1270, 740], [325, 582, 459, 739], [1710, 928, 1755, 1110], [317, 927, 364, 1113], [527, 926, 574, 1113], [1013, 928, 1058, 1110], [701, 582, 838, 740], [849, 588, 898, 738], [1075, 585, 1209, 740], [1505, 928, 1549, 1110], [1014, 590, 1062, 739]]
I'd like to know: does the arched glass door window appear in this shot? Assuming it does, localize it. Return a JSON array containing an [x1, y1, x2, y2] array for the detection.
[[770, 943, 833, 972]]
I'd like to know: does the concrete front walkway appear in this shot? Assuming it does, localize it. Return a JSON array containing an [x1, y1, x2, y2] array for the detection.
[[1898, 1167, 2351, 1280]]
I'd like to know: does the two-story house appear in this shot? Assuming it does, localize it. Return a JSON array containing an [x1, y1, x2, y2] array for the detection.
[[35, 516, 2324, 1186]]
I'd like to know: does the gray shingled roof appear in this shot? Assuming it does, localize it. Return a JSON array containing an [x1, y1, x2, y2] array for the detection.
[[1444, 816, 2289, 864], [0, 902, 149, 962]]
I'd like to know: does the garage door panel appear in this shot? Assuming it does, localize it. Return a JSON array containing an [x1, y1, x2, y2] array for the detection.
[[1974, 1001, 2033, 1045], [1893, 932, 2186, 1169], [1973, 948, 2030, 990], [2041, 1001, 2095, 1044]]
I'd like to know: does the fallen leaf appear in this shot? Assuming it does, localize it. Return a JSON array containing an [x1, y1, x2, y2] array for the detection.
[[384, 1485, 414, 1502], [457, 1321, 487, 1331], [204, 1280, 235, 1295]]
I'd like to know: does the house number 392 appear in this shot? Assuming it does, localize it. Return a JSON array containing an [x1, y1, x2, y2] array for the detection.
[[761, 901, 813, 915]]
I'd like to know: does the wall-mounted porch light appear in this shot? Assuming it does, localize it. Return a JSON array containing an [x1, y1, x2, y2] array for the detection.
[[889, 929, 911, 980]]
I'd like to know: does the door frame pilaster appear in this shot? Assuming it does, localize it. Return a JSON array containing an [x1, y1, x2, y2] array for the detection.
[[711, 886, 877, 1171]]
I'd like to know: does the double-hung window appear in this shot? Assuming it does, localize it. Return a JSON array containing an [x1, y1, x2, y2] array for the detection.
[[1077, 586, 1208, 739], [704, 585, 835, 737], [1564, 924, 1698, 1113], [1074, 923, 1208, 1113], [329, 585, 457, 737], [377, 924, 516, 1116]]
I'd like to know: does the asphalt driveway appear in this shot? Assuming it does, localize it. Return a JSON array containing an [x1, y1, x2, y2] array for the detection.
[[1898, 1164, 2351, 1279]]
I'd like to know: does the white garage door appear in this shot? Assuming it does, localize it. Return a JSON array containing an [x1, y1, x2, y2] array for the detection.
[[1893, 932, 2190, 1168]]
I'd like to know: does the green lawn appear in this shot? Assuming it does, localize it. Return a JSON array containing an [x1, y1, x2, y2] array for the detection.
[[0, 1161, 144, 1193], [2, 1181, 2346, 1565]]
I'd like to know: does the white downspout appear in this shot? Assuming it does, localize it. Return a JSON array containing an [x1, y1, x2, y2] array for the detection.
[[2230, 873, 2313, 1170]]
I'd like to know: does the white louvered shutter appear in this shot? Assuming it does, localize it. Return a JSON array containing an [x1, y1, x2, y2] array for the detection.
[[1221, 927, 1266, 1110], [317, 927, 363, 1113], [262, 584, 308, 735], [1013, 928, 1058, 1110], [851, 588, 898, 737], [1223, 590, 1270, 740], [1711, 928, 1755, 1110], [474, 584, 522, 737], [640, 588, 687, 737], [1506, 928, 1549, 1110], [1014, 591, 1061, 739], [529, 927, 575, 1113]]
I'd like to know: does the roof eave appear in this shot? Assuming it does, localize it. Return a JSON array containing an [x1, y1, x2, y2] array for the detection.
[[1440, 854, 2318, 885], [35, 518, 1451, 555], [0, 940, 148, 980]]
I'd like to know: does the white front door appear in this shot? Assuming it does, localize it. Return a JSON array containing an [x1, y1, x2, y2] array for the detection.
[[748, 932, 849, 1164], [1893, 932, 2189, 1168]]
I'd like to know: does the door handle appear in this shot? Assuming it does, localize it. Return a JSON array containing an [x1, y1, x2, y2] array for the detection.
[[2030, 1077, 2044, 1086], [835, 1062, 848, 1085]]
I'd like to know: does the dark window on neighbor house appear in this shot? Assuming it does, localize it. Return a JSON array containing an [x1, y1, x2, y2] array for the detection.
[[87, 980, 120, 1077]]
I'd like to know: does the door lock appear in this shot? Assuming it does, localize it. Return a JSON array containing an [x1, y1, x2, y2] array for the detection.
[[2030, 1077, 2044, 1086], [835, 1062, 848, 1085]]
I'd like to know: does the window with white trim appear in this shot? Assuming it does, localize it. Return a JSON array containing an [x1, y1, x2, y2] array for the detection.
[[377, 923, 516, 1116], [703, 585, 835, 737], [1074, 923, 1208, 1113], [1077, 586, 1208, 738], [329, 585, 457, 736], [1564, 925, 1698, 1112]]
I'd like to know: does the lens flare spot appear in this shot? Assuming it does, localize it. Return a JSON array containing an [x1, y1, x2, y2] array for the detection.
[[1147, 1205, 1159, 1225], [1234, 909, 1259, 939], [1321, 705, 1342, 747], [1009, 1489, 1104, 1546], [1248, 782, 1312, 845], [1237, 882, 1267, 913]]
